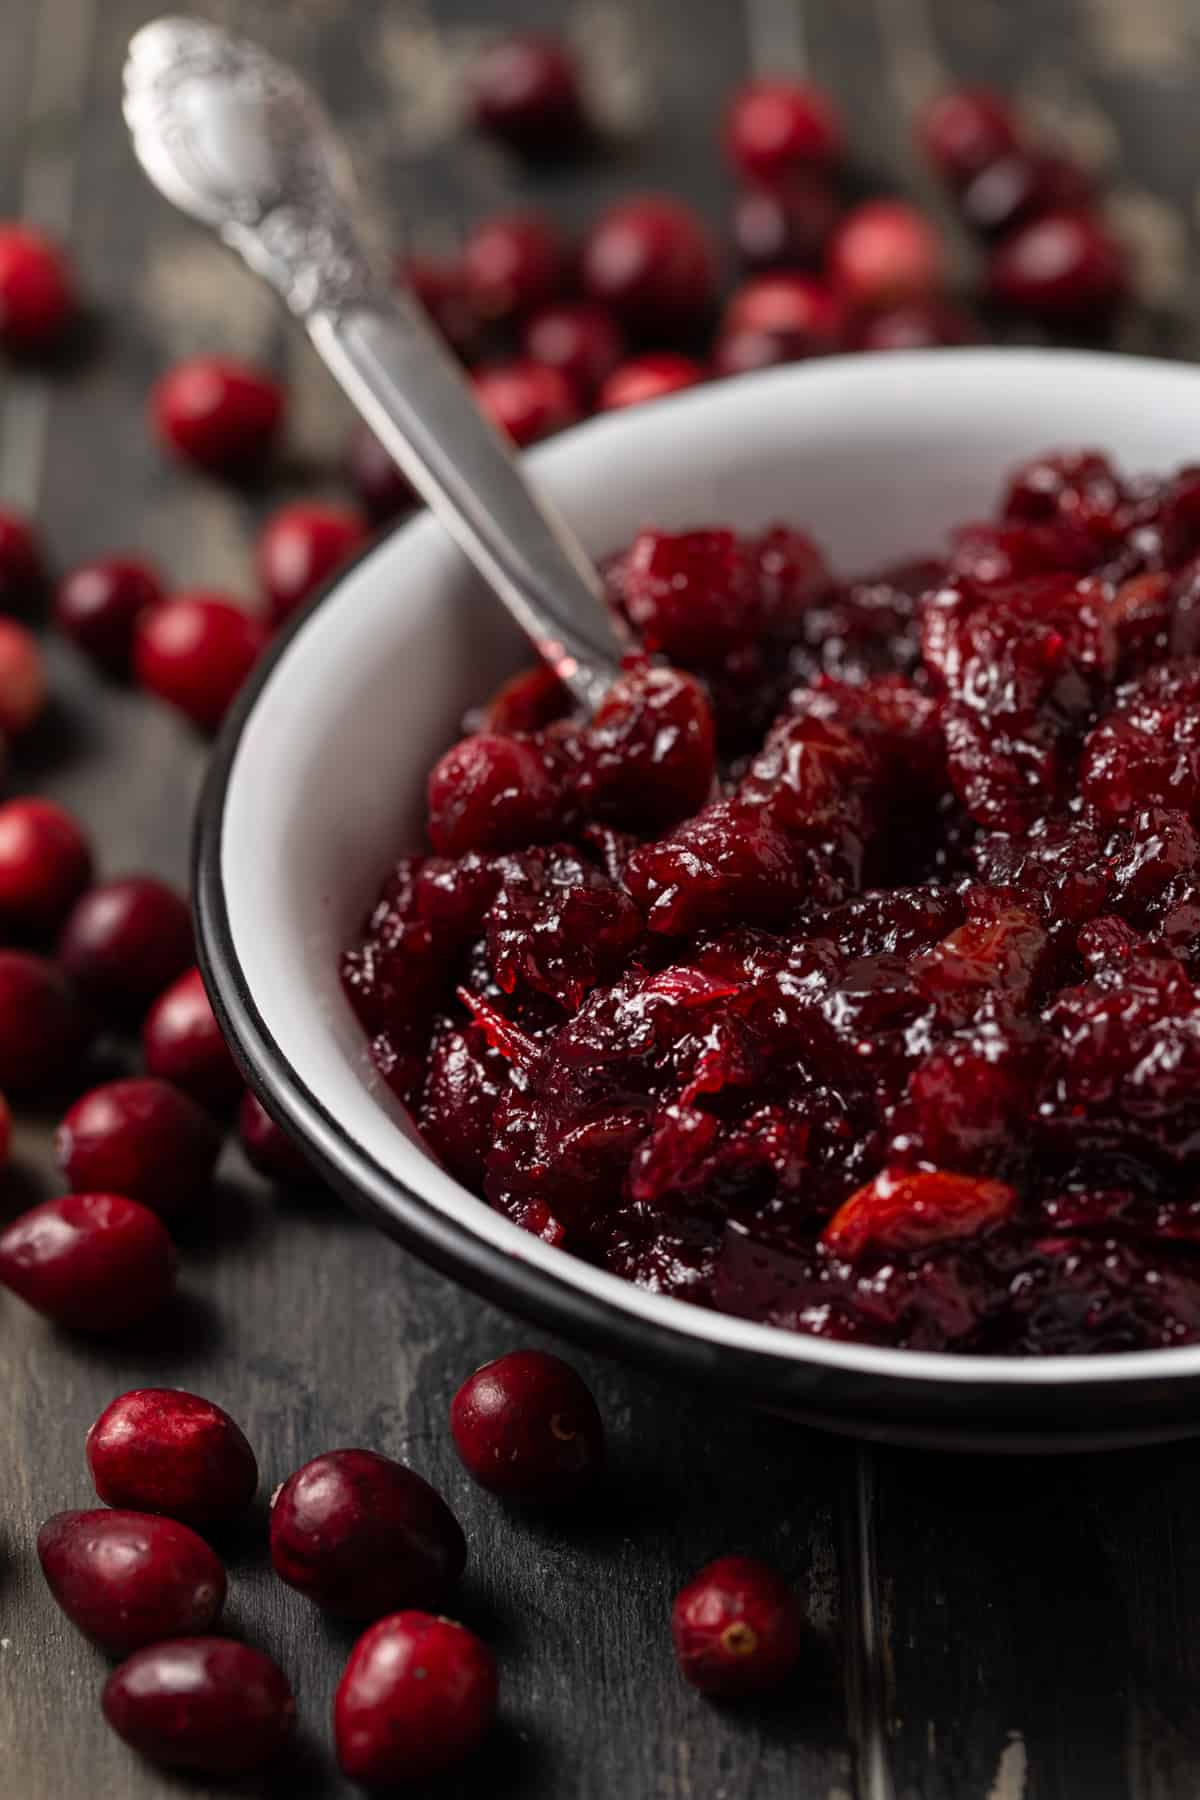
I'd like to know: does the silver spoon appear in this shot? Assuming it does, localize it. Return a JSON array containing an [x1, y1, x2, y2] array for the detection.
[[122, 15, 623, 712]]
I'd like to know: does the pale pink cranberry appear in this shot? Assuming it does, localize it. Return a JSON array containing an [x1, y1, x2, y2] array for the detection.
[[829, 200, 945, 311], [462, 211, 567, 326], [38, 1510, 224, 1653], [134, 592, 268, 730], [467, 33, 587, 154], [345, 426, 413, 524], [581, 195, 717, 338], [473, 361, 579, 448], [54, 555, 165, 674], [238, 1091, 310, 1182], [0, 224, 78, 353], [0, 620, 47, 734], [0, 798, 91, 933], [521, 301, 624, 403], [598, 352, 705, 411], [58, 874, 193, 1020], [0, 950, 85, 1090], [987, 207, 1128, 322], [87, 1388, 258, 1527], [103, 1638, 293, 1775], [142, 966, 241, 1111], [0, 508, 45, 610], [724, 79, 843, 180], [919, 88, 1022, 189], [733, 172, 839, 271], [56, 1077, 221, 1217], [335, 1611, 497, 1785], [151, 357, 285, 478], [716, 273, 843, 374], [397, 255, 481, 357], [0, 1193, 176, 1332], [257, 501, 367, 627], [427, 732, 560, 854]]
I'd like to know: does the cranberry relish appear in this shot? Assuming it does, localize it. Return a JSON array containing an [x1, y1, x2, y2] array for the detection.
[[343, 451, 1200, 1356]]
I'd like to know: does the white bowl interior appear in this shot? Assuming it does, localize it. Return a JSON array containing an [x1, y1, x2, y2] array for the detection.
[[221, 349, 1200, 1387]]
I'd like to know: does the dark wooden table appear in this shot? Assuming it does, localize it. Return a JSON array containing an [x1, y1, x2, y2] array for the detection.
[[4, 2, 1200, 1795]]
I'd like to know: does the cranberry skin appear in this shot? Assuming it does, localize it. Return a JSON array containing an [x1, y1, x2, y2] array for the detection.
[[987, 208, 1128, 322], [335, 1610, 498, 1785], [133, 593, 268, 731], [0, 950, 85, 1091], [733, 172, 839, 272], [56, 1078, 220, 1218], [473, 361, 579, 449], [0, 798, 92, 933], [0, 619, 46, 733], [239, 1090, 310, 1181], [849, 299, 980, 352], [257, 502, 367, 627], [462, 212, 566, 326], [468, 33, 586, 154], [0, 225, 77, 353], [829, 200, 944, 311], [671, 1555, 804, 1698], [716, 274, 843, 373], [0, 1193, 175, 1331], [959, 150, 1091, 240], [269, 1448, 466, 1620], [428, 733, 559, 855], [0, 507, 45, 610], [345, 425, 412, 524], [918, 88, 1022, 189], [581, 196, 717, 338], [87, 1389, 258, 1527], [55, 555, 164, 674], [450, 1349, 604, 1504], [598, 351, 705, 411], [724, 80, 843, 181], [142, 966, 241, 1112], [577, 664, 716, 832], [38, 1510, 225, 1655], [103, 1638, 293, 1775], [151, 356, 285, 478], [58, 875, 192, 1020], [521, 301, 624, 403]]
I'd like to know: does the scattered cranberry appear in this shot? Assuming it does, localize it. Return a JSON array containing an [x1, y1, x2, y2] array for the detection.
[[918, 88, 1022, 189], [133, 592, 268, 731], [58, 875, 192, 1019], [335, 1610, 498, 1785], [450, 1349, 604, 1504], [724, 79, 843, 181], [829, 200, 944, 311], [269, 1448, 466, 1619], [256, 501, 367, 627], [0, 224, 77, 354], [427, 732, 559, 855], [87, 1389, 258, 1527], [462, 211, 567, 326], [716, 274, 843, 374], [581, 195, 717, 339], [959, 150, 1091, 240], [468, 33, 587, 154], [849, 299, 980, 352], [598, 351, 705, 411], [0, 798, 91, 933], [103, 1638, 294, 1775], [238, 1091, 310, 1182], [0, 1193, 175, 1331], [671, 1555, 804, 1698], [54, 554, 165, 675], [56, 1078, 220, 1217], [987, 207, 1128, 322], [398, 255, 481, 358], [0, 508, 45, 610], [151, 356, 285, 478], [37, 1509, 224, 1655], [733, 172, 839, 272], [0, 619, 47, 734], [142, 966, 240, 1112], [473, 360, 580, 449], [0, 950, 85, 1091], [522, 301, 625, 403], [345, 425, 413, 525]]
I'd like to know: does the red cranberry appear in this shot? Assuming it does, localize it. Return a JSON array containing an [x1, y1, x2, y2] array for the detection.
[[269, 1448, 466, 1619], [598, 352, 705, 411], [134, 592, 268, 730], [58, 875, 192, 1019], [716, 274, 843, 374], [473, 360, 579, 449], [724, 80, 843, 181], [919, 88, 1022, 189], [398, 255, 481, 357], [671, 1555, 804, 1697], [521, 301, 624, 403], [0, 619, 46, 733], [959, 150, 1091, 240], [577, 664, 716, 831], [0, 224, 77, 354], [142, 966, 240, 1112], [151, 356, 285, 478], [56, 1078, 220, 1217], [0, 950, 85, 1091], [0, 1193, 175, 1331], [103, 1638, 293, 1774], [0, 798, 91, 933], [87, 1389, 258, 1527], [733, 172, 839, 271], [257, 501, 367, 627], [0, 507, 45, 610], [427, 732, 560, 855], [345, 425, 413, 525], [335, 1610, 497, 1785], [829, 200, 945, 311], [987, 208, 1128, 322], [450, 1349, 604, 1504], [462, 211, 567, 326], [54, 554, 165, 674], [581, 195, 717, 338], [238, 1091, 310, 1181], [822, 1167, 1017, 1259], [468, 33, 586, 154], [0, 1094, 10, 1169], [481, 664, 571, 734], [38, 1510, 224, 1655], [849, 299, 980, 352]]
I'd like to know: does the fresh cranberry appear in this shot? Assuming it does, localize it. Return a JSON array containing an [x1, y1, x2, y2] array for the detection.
[[724, 79, 843, 181], [257, 501, 367, 627], [849, 299, 980, 351], [427, 732, 560, 854], [151, 356, 284, 478], [0, 1193, 175, 1331], [829, 200, 944, 311], [0, 619, 46, 734], [54, 554, 164, 674], [56, 1078, 220, 1217], [462, 211, 566, 326], [87, 1388, 258, 1527], [335, 1611, 497, 1785], [238, 1090, 310, 1181], [269, 1448, 466, 1619], [450, 1349, 603, 1504], [0, 798, 91, 933], [987, 208, 1129, 322], [345, 425, 413, 524], [37, 1510, 224, 1654], [0, 507, 45, 610], [521, 301, 624, 403], [0, 224, 77, 353], [598, 352, 705, 411], [959, 150, 1091, 239], [577, 663, 716, 831], [581, 195, 717, 338], [398, 255, 481, 357], [473, 361, 579, 448], [468, 33, 586, 154], [58, 875, 192, 1019], [918, 88, 1022, 189], [0, 950, 85, 1091], [142, 966, 240, 1111], [103, 1638, 294, 1774], [133, 592, 267, 730], [733, 172, 839, 271], [671, 1555, 804, 1697], [715, 274, 843, 374]]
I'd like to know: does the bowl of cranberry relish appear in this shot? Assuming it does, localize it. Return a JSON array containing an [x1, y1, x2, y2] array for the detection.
[[198, 349, 1200, 1449]]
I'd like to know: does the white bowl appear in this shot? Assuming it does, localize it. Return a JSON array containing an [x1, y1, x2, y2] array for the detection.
[[196, 348, 1200, 1451]]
